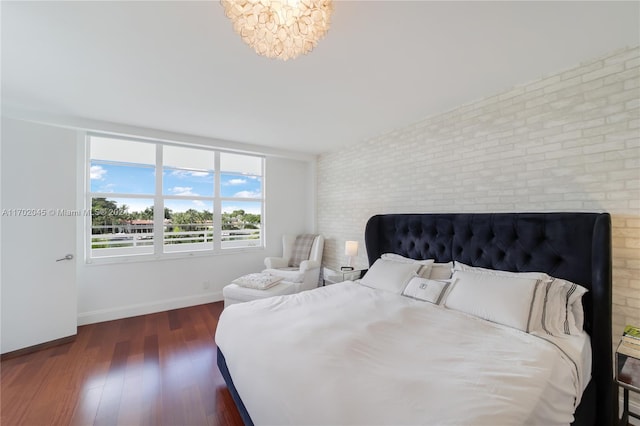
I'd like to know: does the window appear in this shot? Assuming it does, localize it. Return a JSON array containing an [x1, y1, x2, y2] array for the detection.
[[87, 134, 264, 260], [220, 153, 263, 249], [162, 145, 215, 254]]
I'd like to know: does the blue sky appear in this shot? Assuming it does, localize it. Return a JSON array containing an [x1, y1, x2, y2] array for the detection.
[[91, 162, 262, 213]]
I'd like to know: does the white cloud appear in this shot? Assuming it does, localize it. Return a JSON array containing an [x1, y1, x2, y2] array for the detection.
[[97, 183, 116, 193], [170, 186, 199, 196], [233, 190, 261, 198], [90, 165, 107, 180], [227, 178, 247, 185], [170, 170, 211, 178]]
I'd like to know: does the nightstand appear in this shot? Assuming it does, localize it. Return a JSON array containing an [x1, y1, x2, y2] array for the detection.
[[616, 338, 640, 425], [322, 268, 365, 286]]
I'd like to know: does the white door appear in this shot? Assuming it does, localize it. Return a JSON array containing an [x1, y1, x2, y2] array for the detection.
[[1, 117, 78, 353]]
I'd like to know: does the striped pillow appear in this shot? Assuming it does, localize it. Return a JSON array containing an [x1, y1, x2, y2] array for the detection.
[[534, 278, 588, 336], [451, 262, 588, 336], [445, 270, 542, 332]]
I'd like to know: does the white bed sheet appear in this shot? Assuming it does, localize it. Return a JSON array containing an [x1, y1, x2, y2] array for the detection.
[[215, 281, 591, 426]]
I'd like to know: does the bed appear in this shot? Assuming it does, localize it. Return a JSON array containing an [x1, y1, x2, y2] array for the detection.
[[215, 212, 614, 425]]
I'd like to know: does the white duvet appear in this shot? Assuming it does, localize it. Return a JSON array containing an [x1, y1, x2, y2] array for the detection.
[[215, 282, 590, 426]]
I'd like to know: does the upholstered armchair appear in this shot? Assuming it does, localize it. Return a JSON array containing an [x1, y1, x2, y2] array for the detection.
[[223, 234, 324, 307], [263, 234, 325, 292]]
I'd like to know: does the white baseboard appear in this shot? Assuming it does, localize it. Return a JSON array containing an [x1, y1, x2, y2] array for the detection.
[[77, 291, 223, 326]]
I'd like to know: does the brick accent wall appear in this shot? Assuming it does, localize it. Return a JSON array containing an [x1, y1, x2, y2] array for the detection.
[[317, 46, 639, 338]]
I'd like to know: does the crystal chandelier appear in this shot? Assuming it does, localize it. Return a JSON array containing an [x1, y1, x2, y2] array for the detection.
[[220, 0, 333, 61]]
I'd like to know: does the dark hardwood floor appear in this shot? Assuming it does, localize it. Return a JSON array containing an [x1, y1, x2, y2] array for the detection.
[[1, 302, 244, 426]]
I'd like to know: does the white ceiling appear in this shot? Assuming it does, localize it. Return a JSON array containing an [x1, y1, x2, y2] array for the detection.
[[2, 1, 639, 155]]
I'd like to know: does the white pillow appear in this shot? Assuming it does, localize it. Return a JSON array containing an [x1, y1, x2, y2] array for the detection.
[[428, 262, 453, 280], [562, 279, 588, 334], [452, 262, 588, 335], [360, 259, 422, 294], [453, 261, 549, 280], [233, 273, 283, 289], [402, 277, 450, 304], [445, 270, 543, 332], [381, 253, 434, 278], [570, 289, 586, 332], [571, 302, 585, 334], [534, 278, 588, 336]]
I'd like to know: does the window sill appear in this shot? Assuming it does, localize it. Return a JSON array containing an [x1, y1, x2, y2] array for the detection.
[[85, 246, 265, 266]]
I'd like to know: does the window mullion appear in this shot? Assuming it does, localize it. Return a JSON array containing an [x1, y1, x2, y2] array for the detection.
[[213, 151, 222, 252], [261, 156, 265, 248], [85, 134, 93, 262], [154, 144, 163, 256]]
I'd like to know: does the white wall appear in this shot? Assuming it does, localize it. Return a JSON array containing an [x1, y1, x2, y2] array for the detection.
[[317, 46, 640, 338], [77, 154, 315, 324], [0, 116, 316, 330]]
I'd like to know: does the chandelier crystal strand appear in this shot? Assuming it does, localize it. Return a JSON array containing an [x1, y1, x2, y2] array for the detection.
[[221, 0, 333, 61]]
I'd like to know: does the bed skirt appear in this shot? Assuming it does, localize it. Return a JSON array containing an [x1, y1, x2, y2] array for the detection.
[[217, 347, 254, 426]]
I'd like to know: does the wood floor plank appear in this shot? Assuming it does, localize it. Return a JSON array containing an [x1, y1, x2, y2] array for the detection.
[[0, 301, 243, 426], [168, 309, 182, 331], [70, 385, 103, 426], [116, 374, 143, 426], [93, 341, 130, 426]]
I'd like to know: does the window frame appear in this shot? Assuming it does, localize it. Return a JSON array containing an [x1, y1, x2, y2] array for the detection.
[[85, 132, 265, 264]]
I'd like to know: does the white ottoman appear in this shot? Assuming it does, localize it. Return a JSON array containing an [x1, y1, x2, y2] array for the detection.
[[223, 280, 300, 307]]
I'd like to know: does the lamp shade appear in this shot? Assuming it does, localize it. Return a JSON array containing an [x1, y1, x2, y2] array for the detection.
[[220, 0, 333, 61], [345, 241, 358, 257]]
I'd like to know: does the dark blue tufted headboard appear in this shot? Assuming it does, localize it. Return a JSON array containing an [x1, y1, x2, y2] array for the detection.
[[364, 212, 613, 426]]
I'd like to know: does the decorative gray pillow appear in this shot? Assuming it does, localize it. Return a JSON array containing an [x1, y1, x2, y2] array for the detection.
[[289, 234, 316, 267]]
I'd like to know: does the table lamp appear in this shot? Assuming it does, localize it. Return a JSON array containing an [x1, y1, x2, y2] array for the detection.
[[343, 240, 358, 271]]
